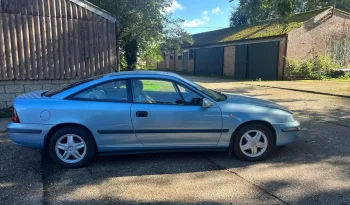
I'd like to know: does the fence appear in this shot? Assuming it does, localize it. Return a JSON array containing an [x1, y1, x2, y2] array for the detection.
[[0, 0, 118, 81]]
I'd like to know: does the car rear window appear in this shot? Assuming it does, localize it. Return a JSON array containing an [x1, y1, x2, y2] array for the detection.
[[42, 75, 103, 97]]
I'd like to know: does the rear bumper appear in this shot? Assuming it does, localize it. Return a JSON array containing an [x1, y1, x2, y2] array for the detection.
[[7, 123, 53, 149], [272, 121, 301, 146]]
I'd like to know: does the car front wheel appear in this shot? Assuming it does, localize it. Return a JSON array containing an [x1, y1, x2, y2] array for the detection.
[[233, 123, 275, 161], [49, 126, 96, 168]]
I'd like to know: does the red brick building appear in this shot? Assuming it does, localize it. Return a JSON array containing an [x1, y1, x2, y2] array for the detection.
[[157, 7, 350, 80]]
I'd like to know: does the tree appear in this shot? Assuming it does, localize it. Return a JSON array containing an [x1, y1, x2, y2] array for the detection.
[[88, 0, 192, 70], [229, 0, 350, 27]]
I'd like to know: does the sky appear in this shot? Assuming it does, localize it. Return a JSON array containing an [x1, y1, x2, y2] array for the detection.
[[165, 0, 239, 34]]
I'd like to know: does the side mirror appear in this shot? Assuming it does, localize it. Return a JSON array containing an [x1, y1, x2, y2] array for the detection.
[[202, 98, 214, 108]]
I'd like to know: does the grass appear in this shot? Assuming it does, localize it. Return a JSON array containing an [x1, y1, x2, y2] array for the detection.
[[142, 80, 175, 92]]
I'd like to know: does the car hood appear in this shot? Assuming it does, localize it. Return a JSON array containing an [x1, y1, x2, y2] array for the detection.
[[223, 93, 292, 114]]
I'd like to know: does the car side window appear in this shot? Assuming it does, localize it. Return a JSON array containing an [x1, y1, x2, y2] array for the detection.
[[132, 79, 183, 105], [177, 84, 203, 106], [73, 80, 129, 102]]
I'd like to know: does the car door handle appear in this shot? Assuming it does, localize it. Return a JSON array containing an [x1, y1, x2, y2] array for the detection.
[[136, 111, 148, 117]]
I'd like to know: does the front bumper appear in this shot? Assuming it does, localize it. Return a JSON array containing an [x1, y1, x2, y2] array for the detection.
[[272, 120, 301, 146], [7, 123, 54, 149]]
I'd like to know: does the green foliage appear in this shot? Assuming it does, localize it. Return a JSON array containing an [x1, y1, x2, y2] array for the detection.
[[88, 0, 192, 70], [123, 38, 138, 71], [229, 0, 350, 27], [328, 26, 350, 67], [287, 55, 341, 80]]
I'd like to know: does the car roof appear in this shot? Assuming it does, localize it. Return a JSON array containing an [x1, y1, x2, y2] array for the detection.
[[107, 70, 181, 78]]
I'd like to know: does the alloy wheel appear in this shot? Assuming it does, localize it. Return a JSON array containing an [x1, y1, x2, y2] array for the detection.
[[55, 134, 87, 164], [239, 130, 268, 157]]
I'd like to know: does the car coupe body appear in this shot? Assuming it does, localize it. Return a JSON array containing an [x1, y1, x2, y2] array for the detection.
[[7, 71, 300, 167]]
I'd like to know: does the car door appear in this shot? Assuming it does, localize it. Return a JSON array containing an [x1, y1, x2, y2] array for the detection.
[[68, 79, 141, 152], [130, 78, 223, 147]]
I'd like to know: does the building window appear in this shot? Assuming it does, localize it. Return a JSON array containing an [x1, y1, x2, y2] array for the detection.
[[189, 49, 194, 60], [178, 55, 182, 60], [170, 55, 174, 60]]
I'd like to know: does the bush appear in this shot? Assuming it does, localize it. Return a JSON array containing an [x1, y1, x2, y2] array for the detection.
[[286, 55, 340, 80]]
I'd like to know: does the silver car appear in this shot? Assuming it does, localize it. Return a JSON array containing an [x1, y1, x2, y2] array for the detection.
[[7, 71, 301, 168]]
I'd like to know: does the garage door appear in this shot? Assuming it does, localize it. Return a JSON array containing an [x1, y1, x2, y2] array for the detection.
[[234, 45, 248, 79], [194, 47, 224, 76], [183, 52, 188, 72], [234, 41, 279, 80], [247, 42, 279, 80]]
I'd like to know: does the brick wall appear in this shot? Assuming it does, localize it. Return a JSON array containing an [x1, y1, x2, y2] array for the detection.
[[223, 46, 236, 77], [0, 80, 72, 109], [278, 38, 287, 79], [287, 10, 350, 61]]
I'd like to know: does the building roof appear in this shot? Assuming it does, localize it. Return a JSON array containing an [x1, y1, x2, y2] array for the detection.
[[71, 0, 116, 22], [185, 7, 330, 48]]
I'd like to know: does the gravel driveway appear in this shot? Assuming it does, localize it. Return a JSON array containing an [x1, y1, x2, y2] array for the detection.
[[1, 75, 349, 205]]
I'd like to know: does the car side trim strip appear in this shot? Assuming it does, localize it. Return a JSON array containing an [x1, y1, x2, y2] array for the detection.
[[7, 128, 42, 134], [97, 129, 229, 134], [97, 130, 135, 134]]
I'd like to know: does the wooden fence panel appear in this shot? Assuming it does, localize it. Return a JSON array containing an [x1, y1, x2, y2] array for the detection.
[[39, 0, 47, 79], [78, 7, 86, 78], [88, 20, 94, 77], [50, 0, 58, 79], [28, 14, 36, 80], [9, 14, 19, 79], [66, 1, 74, 78], [0, 14, 5, 79], [0, 0, 117, 80], [16, 13, 25, 79], [93, 20, 99, 76], [62, 0, 69, 78], [109, 22, 117, 73], [72, 3, 80, 78], [44, 0, 52, 79], [3, 14, 12, 79], [22, 12, 30, 79]]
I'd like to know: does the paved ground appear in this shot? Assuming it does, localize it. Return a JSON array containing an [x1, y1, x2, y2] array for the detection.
[[240, 80, 350, 97], [1, 76, 349, 205]]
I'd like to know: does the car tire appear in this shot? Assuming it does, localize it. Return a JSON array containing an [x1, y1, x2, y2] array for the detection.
[[233, 123, 275, 161], [48, 126, 96, 168]]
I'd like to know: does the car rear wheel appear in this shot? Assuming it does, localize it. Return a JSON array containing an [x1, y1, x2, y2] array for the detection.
[[233, 123, 275, 161], [49, 126, 96, 168]]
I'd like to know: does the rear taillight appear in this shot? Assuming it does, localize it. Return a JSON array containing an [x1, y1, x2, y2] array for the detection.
[[12, 108, 20, 123]]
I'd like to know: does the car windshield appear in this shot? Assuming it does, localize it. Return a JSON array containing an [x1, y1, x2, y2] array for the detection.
[[180, 78, 227, 102], [42, 75, 103, 97]]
